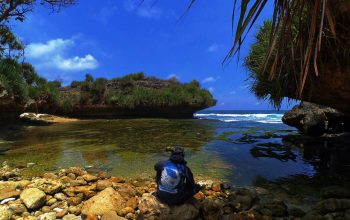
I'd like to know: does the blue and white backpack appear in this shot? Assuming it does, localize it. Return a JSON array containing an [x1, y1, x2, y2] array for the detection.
[[159, 162, 185, 194]]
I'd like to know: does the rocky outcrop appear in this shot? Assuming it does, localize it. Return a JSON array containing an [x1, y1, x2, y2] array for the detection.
[[282, 102, 350, 135], [19, 113, 78, 126]]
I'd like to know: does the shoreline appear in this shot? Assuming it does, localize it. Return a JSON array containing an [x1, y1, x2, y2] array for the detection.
[[0, 163, 349, 220]]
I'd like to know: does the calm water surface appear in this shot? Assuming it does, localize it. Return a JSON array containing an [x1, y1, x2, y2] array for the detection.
[[0, 110, 349, 190]]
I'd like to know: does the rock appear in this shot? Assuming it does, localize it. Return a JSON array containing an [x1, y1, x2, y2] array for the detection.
[[20, 188, 46, 210], [101, 211, 125, 220], [321, 186, 350, 199], [229, 188, 257, 211], [288, 207, 306, 217], [282, 102, 350, 135], [29, 179, 62, 195], [64, 167, 87, 177], [81, 174, 98, 182], [55, 208, 68, 218], [194, 192, 205, 201], [9, 201, 27, 214], [67, 197, 82, 206], [257, 200, 288, 217], [115, 184, 136, 198], [46, 198, 57, 206], [138, 194, 199, 220], [41, 206, 51, 213], [62, 214, 82, 220], [0, 206, 12, 220], [96, 180, 113, 191], [314, 198, 350, 214], [37, 212, 56, 220], [212, 182, 221, 192], [42, 173, 58, 180], [198, 180, 213, 189], [117, 207, 134, 217], [126, 197, 139, 210], [19, 113, 55, 126], [0, 187, 20, 200], [54, 193, 67, 201], [202, 199, 224, 220], [81, 187, 126, 218], [68, 206, 81, 216]]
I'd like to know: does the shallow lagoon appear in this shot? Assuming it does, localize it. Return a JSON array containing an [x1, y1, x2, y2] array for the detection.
[[0, 116, 319, 185]]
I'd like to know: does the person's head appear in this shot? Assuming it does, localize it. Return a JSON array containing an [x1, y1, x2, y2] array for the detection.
[[171, 146, 185, 158]]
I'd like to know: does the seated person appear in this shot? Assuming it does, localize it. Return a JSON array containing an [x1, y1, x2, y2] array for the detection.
[[154, 147, 200, 205]]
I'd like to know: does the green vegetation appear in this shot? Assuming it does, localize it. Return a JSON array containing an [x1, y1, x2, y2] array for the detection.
[[69, 72, 216, 110], [0, 58, 59, 104], [245, 21, 297, 108]]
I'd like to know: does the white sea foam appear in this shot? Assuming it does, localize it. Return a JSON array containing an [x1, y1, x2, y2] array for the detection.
[[194, 113, 284, 124]]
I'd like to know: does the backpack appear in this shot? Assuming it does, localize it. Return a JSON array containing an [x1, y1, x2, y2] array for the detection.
[[158, 162, 185, 194]]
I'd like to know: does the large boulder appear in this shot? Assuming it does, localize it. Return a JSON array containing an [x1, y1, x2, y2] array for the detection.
[[20, 188, 46, 210], [282, 102, 350, 135], [81, 187, 126, 218], [137, 193, 200, 220]]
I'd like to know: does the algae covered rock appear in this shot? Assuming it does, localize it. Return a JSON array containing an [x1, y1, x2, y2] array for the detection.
[[20, 188, 46, 210], [0, 206, 12, 220]]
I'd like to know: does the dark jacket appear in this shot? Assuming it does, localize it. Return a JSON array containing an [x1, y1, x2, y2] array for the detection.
[[154, 154, 199, 205]]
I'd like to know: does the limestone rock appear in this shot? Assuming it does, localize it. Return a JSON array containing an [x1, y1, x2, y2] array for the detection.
[[37, 212, 56, 220], [0, 206, 12, 220], [0, 187, 20, 200], [62, 214, 82, 220], [138, 194, 199, 220], [20, 188, 46, 210], [81, 187, 126, 218], [101, 211, 126, 220], [29, 179, 62, 195]]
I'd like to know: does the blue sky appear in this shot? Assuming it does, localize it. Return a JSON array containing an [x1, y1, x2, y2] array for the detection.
[[13, 0, 298, 110]]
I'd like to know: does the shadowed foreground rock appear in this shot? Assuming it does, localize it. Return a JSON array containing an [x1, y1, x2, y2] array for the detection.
[[282, 102, 350, 135], [0, 162, 349, 219]]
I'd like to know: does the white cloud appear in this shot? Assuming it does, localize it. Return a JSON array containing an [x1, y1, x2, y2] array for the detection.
[[27, 39, 74, 58], [94, 6, 118, 25], [26, 38, 98, 72], [167, 74, 180, 80], [202, 76, 220, 83], [124, 0, 162, 19], [208, 43, 219, 52], [55, 54, 98, 71]]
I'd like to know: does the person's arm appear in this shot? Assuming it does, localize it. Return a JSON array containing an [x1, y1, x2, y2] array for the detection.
[[154, 161, 163, 182], [185, 166, 196, 188]]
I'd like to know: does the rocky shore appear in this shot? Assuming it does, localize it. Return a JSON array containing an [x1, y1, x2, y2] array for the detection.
[[0, 162, 349, 220]]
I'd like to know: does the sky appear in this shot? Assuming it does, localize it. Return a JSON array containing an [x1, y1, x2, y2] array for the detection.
[[13, 0, 298, 110]]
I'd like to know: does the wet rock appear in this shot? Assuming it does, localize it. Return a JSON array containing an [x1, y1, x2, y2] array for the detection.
[[96, 180, 113, 191], [42, 173, 58, 180], [81, 174, 98, 183], [60, 176, 87, 187], [198, 180, 213, 189], [64, 167, 87, 177], [257, 200, 288, 217], [321, 186, 350, 199], [115, 184, 137, 198], [194, 192, 205, 201], [20, 188, 46, 210], [29, 179, 62, 195], [0, 206, 12, 220], [62, 214, 82, 220], [202, 199, 224, 220], [81, 187, 126, 218], [37, 212, 56, 220], [282, 102, 350, 135], [212, 182, 221, 192], [229, 188, 257, 211], [314, 198, 350, 214]]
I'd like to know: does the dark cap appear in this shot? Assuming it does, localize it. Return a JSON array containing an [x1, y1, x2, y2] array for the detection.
[[171, 146, 185, 157]]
